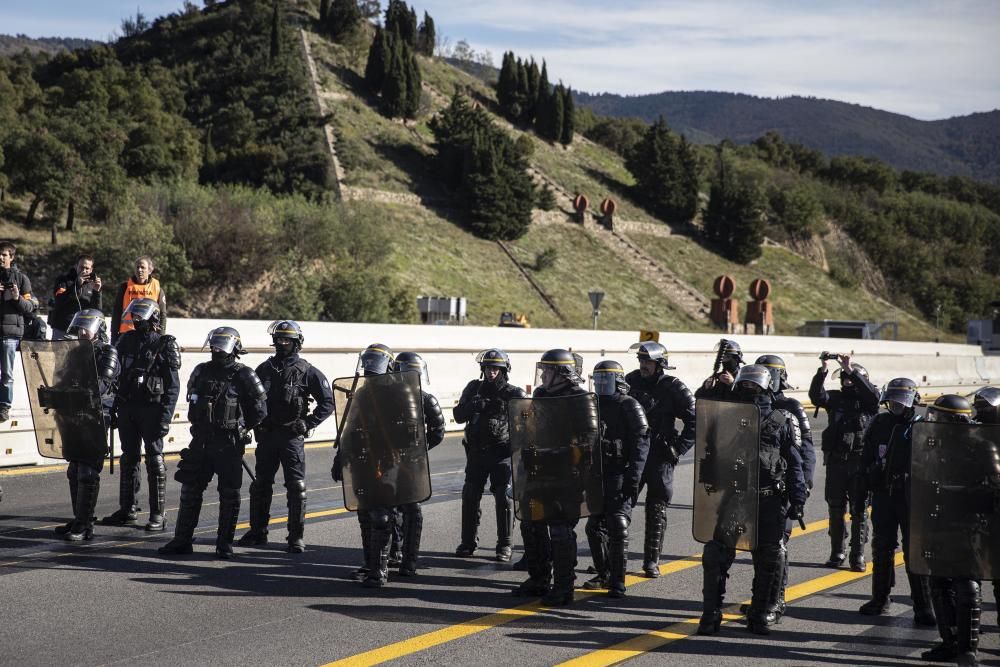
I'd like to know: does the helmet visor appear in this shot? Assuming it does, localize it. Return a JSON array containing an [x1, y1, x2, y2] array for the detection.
[[204, 329, 240, 354], [734, 365, 771, 393], [357, 348, 393, 375], [879, 386, 916, 408], [66, 311, 104, 338], [267, 320, 302, 339], [122, 299, 158, 323], [397, 360, 430, 385], [592, 370, 620, 396], [475, 349, 509, 369]]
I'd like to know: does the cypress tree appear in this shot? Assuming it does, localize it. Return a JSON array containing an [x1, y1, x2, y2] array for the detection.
[[404, 51, 422, 119], [407, 7, 418, 46], [550, 83, 565, 143], [523, 59, 540, 123], [269, 1, 281, 60], [536, 60, 550, 124], [380, 37, 407, 117], [625, 117, 700, 224], [364, 25, 388, 92], [560, 86, 575, 145], [497, 52, 517, 114], [418, 11, 435, 56], [514, 58, 529, 121], [327, 0, 361, 40], [319, 0, 330, 23]]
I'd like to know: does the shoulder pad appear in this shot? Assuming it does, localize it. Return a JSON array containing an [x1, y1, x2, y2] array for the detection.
[[622, 395, 650, 436], [187, 363, 205, 394], [96, 344, 120, 381], [159, 335, 181, 370], [505, 383, 528, 399], [237, 365, 266, 400], [423, 391, 446, 429], [777, 409, 802, 448]]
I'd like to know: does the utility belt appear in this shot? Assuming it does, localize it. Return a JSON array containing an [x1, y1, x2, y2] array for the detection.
[[602, 439, 625, 464], [189, 386, 241, 431], [126, 369, 165, 403], [760, 481, 787, 497]]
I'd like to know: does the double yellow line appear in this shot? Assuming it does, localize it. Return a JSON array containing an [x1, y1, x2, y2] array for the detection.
[[323, 518, 847, 666]]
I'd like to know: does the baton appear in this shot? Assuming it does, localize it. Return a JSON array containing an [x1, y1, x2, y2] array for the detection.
[[798, 517, 806, 531], [242, 458, 256, 482], [332, 373, 361, 450], [109, 427, 115, 475]]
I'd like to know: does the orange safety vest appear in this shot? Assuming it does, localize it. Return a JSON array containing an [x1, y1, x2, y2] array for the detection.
[[119, 277, 161, 334]]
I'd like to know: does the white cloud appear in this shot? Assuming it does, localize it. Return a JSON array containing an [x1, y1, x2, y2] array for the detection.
[[421, 0, 1000, 119]]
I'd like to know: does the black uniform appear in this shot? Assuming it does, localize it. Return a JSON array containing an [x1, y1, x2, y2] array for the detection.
[[859, 411, 934, 622], [244, 353, 334, 549], [355, 389, 445, 584], [808, 368, 879, 566], [626, 369, 695, 576], [105, 330, 181, 529], [453, 377, 527, 558], [58, 341, 120, 540], [159, 358, 267, 557], [585, 389, 649, 596]]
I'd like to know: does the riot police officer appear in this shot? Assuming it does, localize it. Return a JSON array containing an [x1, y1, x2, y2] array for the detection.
[[54, 310, 120, 541], [583, 360, 649, 598], [919, 395, 984, 665], [159, 327, 267, 558], [624, 341, 695, 577], [696, 339, 744, 400], [809, 353, 879, 571], [237, 321, 334, 553], [973, 386, 1000, 632], [697, 364, 807, 636], [453, 349, 526, 562], [515, 349, 591, 606], [858, 377, 935, 625], [101, 298, 180, 532], [393, 352, 446, 576]]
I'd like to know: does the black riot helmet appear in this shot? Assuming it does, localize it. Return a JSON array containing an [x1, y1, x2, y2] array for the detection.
[[267, 320, 304, 353], [535, 348, 583, 389], [755, 354, 788, 392], [122, 297, 160, 332], [475, 348, 511, 373], [593, 360, 628, 396], [395, 351, 430, 385], [973, 386, 1000, 424], [833, 362, 869, 388], [203, 326, 245, 356], [714, 339, 744, 374], [357, 343, 394, 376], [628, 341, 676, 371], [734, 364, 772, 395], [66, 308, 108, 342], [880, 377, 919, 417], [926, 394, 974, 423]]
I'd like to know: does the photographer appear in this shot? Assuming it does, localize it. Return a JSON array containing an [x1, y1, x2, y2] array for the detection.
[[0, 241, 36, 422], [111, 256, 166, 344], [48, 254, 103, 340], [809, 352, 879, 572]]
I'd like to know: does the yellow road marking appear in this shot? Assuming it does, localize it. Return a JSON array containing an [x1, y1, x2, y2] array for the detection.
[[322, 517, 833, 667], [557, 552, 906, 667]]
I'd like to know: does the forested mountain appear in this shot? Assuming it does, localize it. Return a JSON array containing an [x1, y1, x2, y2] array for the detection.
[[0, 34, 103, 56], [574, 91, 1000, 183]]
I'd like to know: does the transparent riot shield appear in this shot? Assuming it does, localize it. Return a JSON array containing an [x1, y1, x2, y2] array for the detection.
[[20, 339, 106, 461], [693, 399, 760, 551], [333, 372, 431, 511], [508, 393, 603, 522], [909, 421, 1000, 579]]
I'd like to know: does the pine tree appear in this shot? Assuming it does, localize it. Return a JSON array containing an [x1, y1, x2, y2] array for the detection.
[[319, 0, 330, 23], [417, 11, 435, 56], [625, 117, 700, 224], [327, 0, 361, 40], [404, 52, 422, 119], [560, 86, 574, 145], [364, 24, 387, 92], [269, 1, 281, 61], [703, 171, 765, 264]]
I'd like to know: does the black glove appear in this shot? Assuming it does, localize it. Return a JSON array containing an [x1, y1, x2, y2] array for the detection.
[[292, 419, 309, 437], [786, 503, 804, 521], [158, 423, 171, 438], [471, 397, 488, 412], [622, 484, 639, 507], [331, 451, 343, 482]]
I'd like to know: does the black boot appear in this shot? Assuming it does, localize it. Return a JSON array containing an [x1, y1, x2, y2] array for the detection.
[[608, 533, 628, 599], [583, 517, 609, 590], [542, 526, 576, 606], [387, 508, 402, 568], [955, 580, 981, 667], [215, 488, 240, 559], [495, 491, 513, 562], [237, 480, 272, 547], [860, 549, 895, 615], [363, 512, 391, 588], [456, 486, 482, 556], [515, 522, 551, 596], [66, 475, 100, 542], [746, 544, 783, 635], [923, 578, 958, 661], [642, 500, 667, 577], [57, 467, 80, 535], [101, 462, 140, 526], [399, 503, 422, 576], [159, 484, 202, 555], [848, 510, 869, 572], [698, 541, 733, 635], [285, 480, 306, 553], [909, 573, 936, 626], [145, 456, 167, 532], [826, 506, 847, 566], [352, 514, 371, 581]]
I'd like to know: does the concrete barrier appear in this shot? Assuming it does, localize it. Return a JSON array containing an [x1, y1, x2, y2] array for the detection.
[[1, 319, 996, 469]]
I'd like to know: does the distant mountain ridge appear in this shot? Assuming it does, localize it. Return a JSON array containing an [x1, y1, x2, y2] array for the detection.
[[0, 33, 103, 56], [574, 90, 1000, 183]]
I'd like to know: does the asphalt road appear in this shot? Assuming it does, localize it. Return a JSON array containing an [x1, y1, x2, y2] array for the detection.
[[0, 414, 997, 667]]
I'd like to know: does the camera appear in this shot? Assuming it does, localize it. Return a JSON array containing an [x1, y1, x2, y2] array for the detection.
[[819, 351, 840, 362]]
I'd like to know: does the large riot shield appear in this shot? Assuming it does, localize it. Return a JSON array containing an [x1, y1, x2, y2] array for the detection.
[[693, 399, 760, 551], [333, 372, 431, 511], [508, 393, 603, 522], [909, 421, 1000, 579], [20, 339, 106, 461]]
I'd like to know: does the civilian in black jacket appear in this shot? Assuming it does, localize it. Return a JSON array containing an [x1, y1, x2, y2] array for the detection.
[[47, 254, 103, 340], [0, 241, 35, 422]]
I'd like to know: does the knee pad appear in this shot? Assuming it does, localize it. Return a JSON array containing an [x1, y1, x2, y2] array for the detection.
[[704, 540, 729, 569], [610, 513, 630, 540], [401, 503, 421, 521], [219, 487, 240, 504], [145, 454, 166, 476], [371, 509, 391, 531], [78, 463, 101, 485], [549, 523, 573, 542], [461, 483, 483, 504], [288, 479, 306, 496]]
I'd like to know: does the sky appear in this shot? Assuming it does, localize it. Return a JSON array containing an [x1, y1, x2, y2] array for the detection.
[[2, 0, 998, 120]]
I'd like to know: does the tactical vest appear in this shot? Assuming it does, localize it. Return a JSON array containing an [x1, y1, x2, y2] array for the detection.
[[189, 363, 244, 432], [466, 381, 517, 448], [266, 358, 311, 425], [598, 393, 632, 467], [120, 336, 167, 403], [759, 407, 793, 488], [823, 391, 871, 457]]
